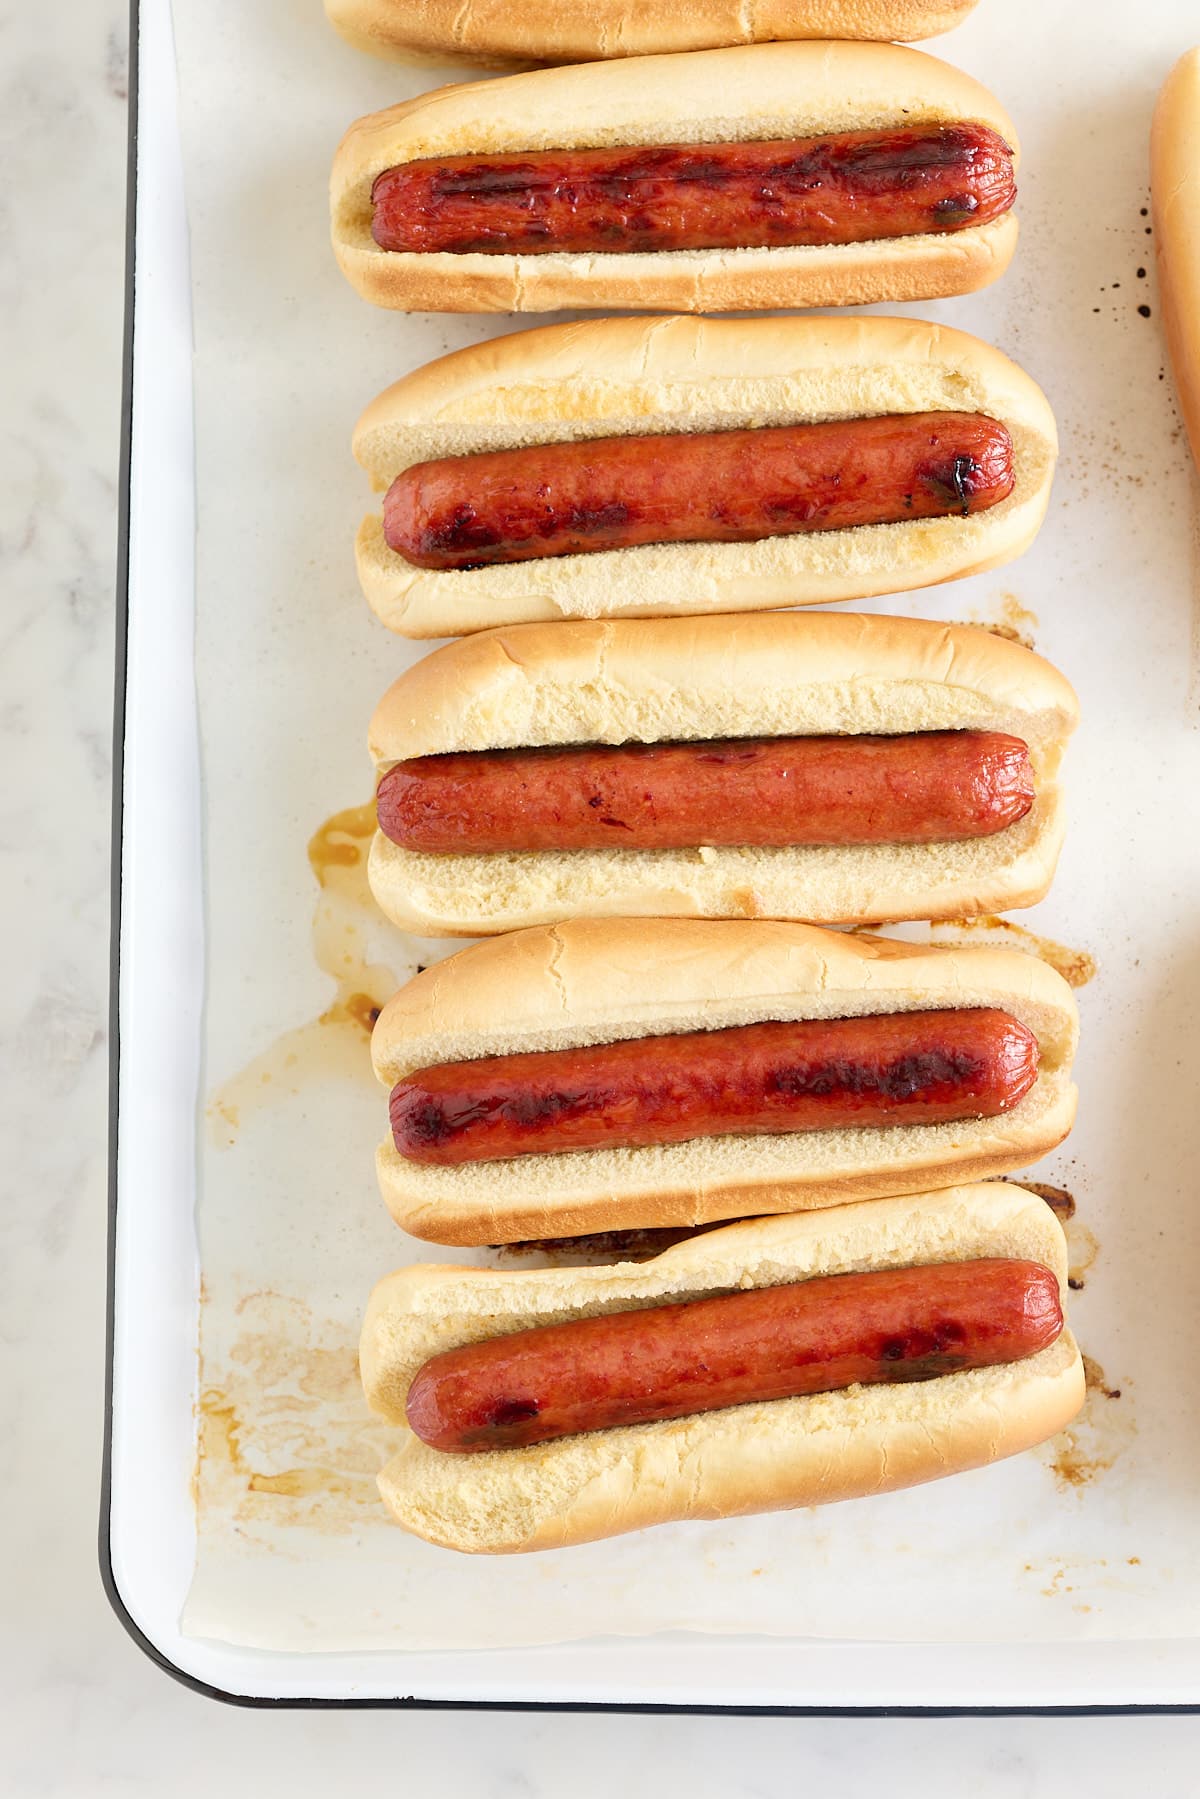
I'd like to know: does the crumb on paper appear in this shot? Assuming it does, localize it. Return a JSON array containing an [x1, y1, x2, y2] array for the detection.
[[1022, 1551, 1148, 1604]]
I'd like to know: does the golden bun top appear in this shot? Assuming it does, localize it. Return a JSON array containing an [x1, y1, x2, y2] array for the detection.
[[371, 917, 1080, 1082], [330, 40, 1016, 317], [325, 0, 982, 67], [1152, 47, 1200, 477], [351, 314, 1055, 636], [368, 612, 1078, 765], [353, 311, 1050, 480], [333, 40, 1017, 225]]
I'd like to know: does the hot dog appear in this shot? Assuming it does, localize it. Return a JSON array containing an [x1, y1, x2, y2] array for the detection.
[[390, 1009, 1040, 1167], [352, 315, 1057, 637], [360, 1184, 1085, 1551], [333, 43, 1017, 314], [376, 730, 1035, 856], [369, 124, 1015, 258], [366, 613, 1078, 936], [326, 0, 980, 67], [382, 413, 1016, 571], [404, 1258, 1063, 1452], [371, 920, 1080, 1245]]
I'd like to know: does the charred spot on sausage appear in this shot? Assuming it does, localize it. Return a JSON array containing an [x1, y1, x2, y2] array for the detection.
[[919, 452, 988, 515]]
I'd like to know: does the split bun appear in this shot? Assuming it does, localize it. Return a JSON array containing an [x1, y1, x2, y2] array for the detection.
[[361, 1182, 1084, 1552], [371, 919, 1079, 1244], [367, 611, 1078, 935], [353, 313, 1057, 638]]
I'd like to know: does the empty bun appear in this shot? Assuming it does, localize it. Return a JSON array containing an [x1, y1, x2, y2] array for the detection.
[[1152, 47, 1200, 477], [325, 0, 981, 66], [370, 920, 1079, 1244], [332, 42, 1017, 314], [361, 1182, 1084, 1551], [352, 314, 1057, 637], [367, 612, 1078, 935]]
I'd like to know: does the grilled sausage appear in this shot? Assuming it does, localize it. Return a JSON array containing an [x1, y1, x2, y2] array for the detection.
[[389, 1007, 1040, 1165], [370, 123, 1016, 258], [405, 1257, 1063, 1451], [375, 730, 1035, 853], [382, 412, 1015, 570]]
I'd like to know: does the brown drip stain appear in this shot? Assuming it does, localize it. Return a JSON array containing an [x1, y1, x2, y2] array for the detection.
[[954, 592, 1040, 650], [1082, 1354, 1122, 1401], [247, 1466, 366, 1500], [928, 914, 1097, 989], [1043, 1348, 1135, 1493], [1066, 1220, 1100, 1292], [205, 801, 398, 1145], [1014, 1189, 1129, 1493], [189, 1279, 211, 1511], [307, 802, 379, 890], [1022, 1181, 1077, 1223], [197, 1389, 248, 1481], [194, 804, 437, 1538]]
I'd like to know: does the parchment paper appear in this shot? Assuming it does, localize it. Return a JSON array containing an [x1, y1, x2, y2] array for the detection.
[[177, 0, 1200, 1650]]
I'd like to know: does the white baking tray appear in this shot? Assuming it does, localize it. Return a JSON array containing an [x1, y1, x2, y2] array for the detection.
[[104, 0, 1200, 1705]]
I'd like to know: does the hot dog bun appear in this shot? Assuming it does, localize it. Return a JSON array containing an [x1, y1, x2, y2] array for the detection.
[[367, 612, 1078, 935], [353, 314, 1057, 637], [361, 1182, 1084, 1551], [326, 0, 981, 66], [332, 43, 1017, 315], [371, 920, 1079, 1244], [1152, 47, 1200, 478]]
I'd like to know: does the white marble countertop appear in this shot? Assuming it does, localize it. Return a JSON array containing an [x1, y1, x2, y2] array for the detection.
[[7, 0, 1200, 1788]]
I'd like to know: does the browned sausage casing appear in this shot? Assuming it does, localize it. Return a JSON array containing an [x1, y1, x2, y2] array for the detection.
[[375, 731, 1035, 854], [389, 1007, 1040, 1166], [370, 123, 1016, 257], [404, 1258, 1064, 1452], [382, 412, 1015, 570]]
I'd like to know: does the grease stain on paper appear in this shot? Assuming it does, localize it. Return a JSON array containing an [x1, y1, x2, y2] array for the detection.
[[1081, 1353, 1122, 1402], [928, 914, 1097, 990], [195, 1292, 394, 1537], [955, 592, 1040, 649], [1028, 1561, 1102, 1607], [1020, 1548, 1153, 1614], [206, 802, 394, 1145], [1066, 1221, 1101, 1292], [1021, 1181, 1076, 1223], [1041, 1351, 1135, 1494]]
